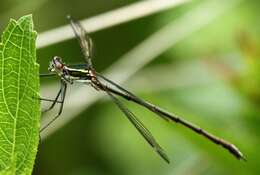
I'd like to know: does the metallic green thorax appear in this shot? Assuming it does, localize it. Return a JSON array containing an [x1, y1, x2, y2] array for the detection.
[[65, 67, 93, 81]]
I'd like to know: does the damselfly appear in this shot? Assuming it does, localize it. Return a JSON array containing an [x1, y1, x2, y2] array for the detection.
[[40, 16, 245, 163]]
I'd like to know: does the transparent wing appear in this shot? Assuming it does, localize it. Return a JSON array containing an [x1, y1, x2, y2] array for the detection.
[[68, 15, 93, 69], [67, 63, 88, 69], [105, 90, 170, 163], [96, 73, 245, 160]]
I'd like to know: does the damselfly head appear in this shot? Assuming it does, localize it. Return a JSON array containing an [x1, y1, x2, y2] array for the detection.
[[49, 56, 64, 72]]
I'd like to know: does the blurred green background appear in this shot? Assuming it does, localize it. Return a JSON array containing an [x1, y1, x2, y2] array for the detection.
[[1, 0, 260, 174]]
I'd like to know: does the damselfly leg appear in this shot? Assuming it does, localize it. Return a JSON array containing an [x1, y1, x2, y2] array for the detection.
[[40, 73, 57, 77], [39, 73, 62, 111], [38, 98, 63, 103], [42, 82, 63, 113], [39, 80, 67, 132]]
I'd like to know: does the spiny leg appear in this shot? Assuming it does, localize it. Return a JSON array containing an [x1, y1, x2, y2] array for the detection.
[[40, 81, 67, 132], [33, 96, 62, 103], [33, 96, 62, 113], [39, 98, 63, 103], [39, 72, 62, 111], [42, 83, 63, 113], [39, 98, 63, 113], [40, 73, 57, 77]]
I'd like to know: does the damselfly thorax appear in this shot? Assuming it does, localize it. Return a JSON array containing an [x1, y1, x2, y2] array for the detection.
[[49, 56, 98, 85], [63, 67, 92, 83]]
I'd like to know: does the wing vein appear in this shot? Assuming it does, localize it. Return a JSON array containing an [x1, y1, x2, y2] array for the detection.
[[104, 88, 170, 163]]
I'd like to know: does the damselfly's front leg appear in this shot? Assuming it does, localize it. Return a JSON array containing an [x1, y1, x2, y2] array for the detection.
[[42, 86, 62, 113], [39, 73, 63, 112], [40, 80, 67, 132]]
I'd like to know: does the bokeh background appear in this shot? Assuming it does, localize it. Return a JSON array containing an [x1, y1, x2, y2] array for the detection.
[[1, 0, 259, 174]]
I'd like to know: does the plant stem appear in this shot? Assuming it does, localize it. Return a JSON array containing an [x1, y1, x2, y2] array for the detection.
[[36, 0, 189, 48]]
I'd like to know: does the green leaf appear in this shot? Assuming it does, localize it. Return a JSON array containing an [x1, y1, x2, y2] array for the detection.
[[0, 15, 40, 175]]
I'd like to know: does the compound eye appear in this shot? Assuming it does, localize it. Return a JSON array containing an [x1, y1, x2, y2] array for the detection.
[[56, 61, 61, 67], [55, 62, 64, 69], [53, 56, 64, 69]]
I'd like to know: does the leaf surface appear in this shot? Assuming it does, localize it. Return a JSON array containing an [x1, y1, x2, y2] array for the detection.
[[0, 15, 40, 175]]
